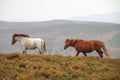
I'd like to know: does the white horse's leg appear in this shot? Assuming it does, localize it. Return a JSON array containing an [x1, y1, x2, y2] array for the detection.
[[22, 47, 27, 54], [37, 46, 42, 54], [37, 42, 43, 54], [38, 48, 42, 54]]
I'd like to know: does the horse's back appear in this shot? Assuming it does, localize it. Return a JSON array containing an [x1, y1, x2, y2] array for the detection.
[[89, 40, 103, 48], [78, 40, 94, 52], [76, 39, 103, 52], [31, 38, 43, 44]]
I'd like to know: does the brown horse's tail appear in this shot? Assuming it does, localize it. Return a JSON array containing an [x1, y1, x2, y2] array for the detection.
[[102, 41, 111, 58]]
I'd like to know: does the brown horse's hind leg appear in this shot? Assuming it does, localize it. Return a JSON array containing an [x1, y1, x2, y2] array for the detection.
[[96, 50, 103, 58], [100, 50, 103, 54], [76, 51, 80, 56], [82, 52, 87, 56]]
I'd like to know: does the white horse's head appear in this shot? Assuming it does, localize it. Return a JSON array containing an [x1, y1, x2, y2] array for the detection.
[[12, 33, 30, 45]]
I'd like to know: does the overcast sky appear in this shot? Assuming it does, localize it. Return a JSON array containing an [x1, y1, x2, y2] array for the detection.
[[0, 0, 120, 21]]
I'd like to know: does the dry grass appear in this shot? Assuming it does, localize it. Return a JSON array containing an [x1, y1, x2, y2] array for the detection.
[[0, 53, 120, 80]]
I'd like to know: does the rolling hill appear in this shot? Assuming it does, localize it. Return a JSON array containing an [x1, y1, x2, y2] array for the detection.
[[69, 12, 120, 24], [0, 20, 120, 58]]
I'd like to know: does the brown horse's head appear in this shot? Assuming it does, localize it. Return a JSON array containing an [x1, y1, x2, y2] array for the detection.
[[64, 38, 80, 49], [12, 33, 30, 45], [64, 38, 71, 49]]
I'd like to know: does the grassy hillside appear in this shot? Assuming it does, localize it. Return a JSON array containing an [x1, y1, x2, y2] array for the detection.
[[0, 53, 120, 80]]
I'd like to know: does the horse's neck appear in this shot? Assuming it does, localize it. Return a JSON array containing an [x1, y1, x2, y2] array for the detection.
[[71, 42, 76, 47], [71, 39, 81, 47], [16, 37, 28, 42]]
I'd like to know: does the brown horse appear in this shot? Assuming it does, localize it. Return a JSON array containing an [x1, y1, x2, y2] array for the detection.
[[64, 38, 111, 58]]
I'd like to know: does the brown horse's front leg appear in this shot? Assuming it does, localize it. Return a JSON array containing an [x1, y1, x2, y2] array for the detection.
[[76, 51, 80, 56], [82, 52, 87, 56]]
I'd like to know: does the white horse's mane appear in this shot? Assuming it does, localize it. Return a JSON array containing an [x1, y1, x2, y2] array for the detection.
[[13, 33, 30, 38]]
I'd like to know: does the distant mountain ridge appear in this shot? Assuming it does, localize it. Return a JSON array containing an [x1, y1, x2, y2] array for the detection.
[[69, 12, 120, 24], [0, 19, 119, 26]]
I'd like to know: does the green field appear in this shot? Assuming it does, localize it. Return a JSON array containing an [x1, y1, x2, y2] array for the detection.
[[0, 53, 120, 80]]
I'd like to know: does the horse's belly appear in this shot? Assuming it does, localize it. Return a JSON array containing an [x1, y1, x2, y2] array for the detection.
[[25, 42, 36, 50], [80, 46, 94, 53], [27, 46, 36, 50], [81, 49, 94, 53]]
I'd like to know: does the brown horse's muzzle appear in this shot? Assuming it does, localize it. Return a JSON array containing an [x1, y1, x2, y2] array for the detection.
[[64, 46, 67, 49]]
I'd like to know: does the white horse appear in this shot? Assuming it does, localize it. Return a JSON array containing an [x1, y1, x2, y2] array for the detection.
[[12, 34, 46, 54]]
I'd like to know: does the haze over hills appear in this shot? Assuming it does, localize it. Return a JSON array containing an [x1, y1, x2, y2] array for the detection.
[[69, 12, 120, 24], [0, 20, 120, 58]]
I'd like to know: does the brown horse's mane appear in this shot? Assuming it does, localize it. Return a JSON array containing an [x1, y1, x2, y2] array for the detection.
[[13, 34, 30, 38], [69, 38, 82, 44]]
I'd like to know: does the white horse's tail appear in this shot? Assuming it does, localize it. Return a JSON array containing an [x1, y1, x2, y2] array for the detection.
[[41, 40, 46, 54]]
